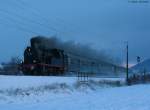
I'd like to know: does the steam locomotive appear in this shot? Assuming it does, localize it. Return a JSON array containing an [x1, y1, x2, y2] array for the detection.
[[21, 36, 125, 76]]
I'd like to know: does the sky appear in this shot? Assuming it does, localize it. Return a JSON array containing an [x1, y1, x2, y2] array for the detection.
[[0, 0, 150, 66]]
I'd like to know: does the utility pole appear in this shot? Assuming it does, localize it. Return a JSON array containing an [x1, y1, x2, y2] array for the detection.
[[126, 42, 129, 82]]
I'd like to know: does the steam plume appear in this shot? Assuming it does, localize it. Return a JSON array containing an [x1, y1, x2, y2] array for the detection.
[[30, 36, 121, 64]]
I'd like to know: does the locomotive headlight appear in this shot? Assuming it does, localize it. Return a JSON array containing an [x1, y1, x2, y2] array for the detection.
[[30, 66, 34, 70], [33, 60, 36, 63], [28, 48, 31, 52]]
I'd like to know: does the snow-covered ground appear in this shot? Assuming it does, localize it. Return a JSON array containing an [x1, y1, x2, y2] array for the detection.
[[0, 75, 125, 89], [0, 75, 149, 110]]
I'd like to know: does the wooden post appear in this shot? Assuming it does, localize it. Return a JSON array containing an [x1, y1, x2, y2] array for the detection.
[[126, 42, 129, 83]]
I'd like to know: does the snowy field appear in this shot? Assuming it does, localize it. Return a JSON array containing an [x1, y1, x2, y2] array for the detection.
[[0, 75, 125, 89], [0, 75, 149, 110]]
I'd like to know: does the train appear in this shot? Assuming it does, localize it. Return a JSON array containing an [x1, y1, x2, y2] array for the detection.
[[21, 36, 126, 76]]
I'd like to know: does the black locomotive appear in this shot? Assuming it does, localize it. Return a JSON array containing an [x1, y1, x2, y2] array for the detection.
[[22, 37, 65, 75], [21, 36, 125, 76]]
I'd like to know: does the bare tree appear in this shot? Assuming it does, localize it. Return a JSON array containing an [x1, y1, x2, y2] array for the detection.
[[1, 56, 22, 75]]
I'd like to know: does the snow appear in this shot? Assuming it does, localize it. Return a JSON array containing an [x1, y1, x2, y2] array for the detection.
[[0, 75, 149, 110], [0, 75, 125, 89], [0, 75, 76, 89]]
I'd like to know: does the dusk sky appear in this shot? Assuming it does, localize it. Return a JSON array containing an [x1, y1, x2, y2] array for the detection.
[[0, 0, 150, 66]]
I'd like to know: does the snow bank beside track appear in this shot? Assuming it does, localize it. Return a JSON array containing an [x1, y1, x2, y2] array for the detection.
[[0, 75, 125, 90], [0, 75, 125, 99]]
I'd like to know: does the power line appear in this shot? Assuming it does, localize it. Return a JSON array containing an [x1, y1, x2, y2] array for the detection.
[[13, 0, 81, 34], [7, 0, 100, 38], [0, 14, 46, 35], [15, 0, 67, 27], [0, 8, 57, 32], [13, 0, 66, 33], [0, 2, 72, 41], [0, 19, 40, 35]]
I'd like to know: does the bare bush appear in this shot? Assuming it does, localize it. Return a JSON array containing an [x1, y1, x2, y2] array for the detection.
[[0, 56, 22, 75]]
